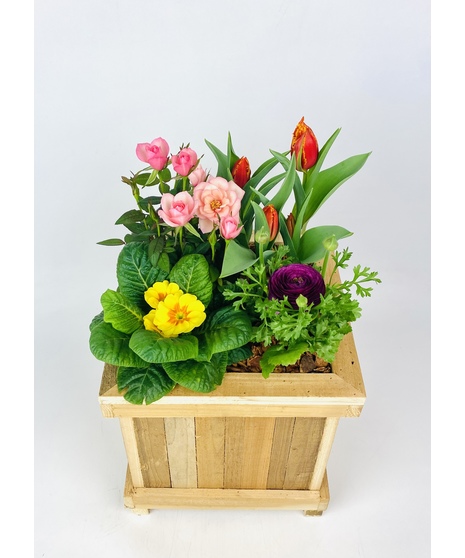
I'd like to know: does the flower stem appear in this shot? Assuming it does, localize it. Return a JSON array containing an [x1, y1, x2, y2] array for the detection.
[[321, 250, 330, 283]]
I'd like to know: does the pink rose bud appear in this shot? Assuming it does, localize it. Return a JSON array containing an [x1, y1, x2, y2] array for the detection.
[[171, 147, 198, 177], [158, 192, 196, 227], [189, 165, 207, 187], [136, 137, 170, 170], [219, 215, 243, 240]]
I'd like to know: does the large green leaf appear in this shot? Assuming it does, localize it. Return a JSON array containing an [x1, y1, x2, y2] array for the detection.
[[260, 342, 309, 378], [117, 364, 175, 404], [204, 139, 232, 179], [116, 242, 168, 306], [298, 226, 353, 263], [101, 289, 144, 334], [115, 209, 146, 225], [89, 315, 148, 367], [204, 307, 252, 354], [163, 352, 228, 393], [303, 152, 371, 224], [219, 240, 258, 278], [269, 154, 296, 212], [129, 329, 198, 363], [169, 254, 212, 306]]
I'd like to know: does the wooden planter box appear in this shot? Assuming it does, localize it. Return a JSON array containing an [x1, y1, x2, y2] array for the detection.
[[98, 330, 365, 515]]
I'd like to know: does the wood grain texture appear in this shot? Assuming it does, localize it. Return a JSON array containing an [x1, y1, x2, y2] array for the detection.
[[224, 418, 275, 489], [267, 417, 296, 489], [133, 418, 171, 488], [195, 417, 225, 488], [283, 418, 325, 490], [164, 417, 197, 488]]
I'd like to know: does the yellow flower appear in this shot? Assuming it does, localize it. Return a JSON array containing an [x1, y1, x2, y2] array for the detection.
[[144, 280, 182, 309], [152, 293, 206, 338], [143, 309, 163, 334]]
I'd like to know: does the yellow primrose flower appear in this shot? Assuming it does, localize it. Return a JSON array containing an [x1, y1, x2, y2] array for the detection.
[[143, 309, 164, 334], [144, 280, 182, 309], [152, 293, 206, 338]]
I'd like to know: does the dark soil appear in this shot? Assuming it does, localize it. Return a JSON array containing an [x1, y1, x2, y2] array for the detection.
[[226, 343, 332, 374]]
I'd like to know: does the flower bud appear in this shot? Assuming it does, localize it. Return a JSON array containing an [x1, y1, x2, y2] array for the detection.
[[285, 212, 295, 237], [322, 234, 338, 252], [263, 205, 279, 241], [231, 157, 251, 188], [255, 225, 270, 245], [290, 117, 319, 171]]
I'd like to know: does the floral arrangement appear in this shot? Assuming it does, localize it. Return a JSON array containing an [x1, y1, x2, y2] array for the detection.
[[89, 118, 380, 404]]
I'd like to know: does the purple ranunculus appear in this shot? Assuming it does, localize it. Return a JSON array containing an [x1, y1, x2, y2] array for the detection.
[[268, 264, 326, 309]]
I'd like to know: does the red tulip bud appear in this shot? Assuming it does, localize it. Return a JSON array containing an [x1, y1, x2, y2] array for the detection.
[[290, 117, 319, 171], [263, 204, 279, 241], [231, 156, 251, 188], [285, 212, 295, 237]]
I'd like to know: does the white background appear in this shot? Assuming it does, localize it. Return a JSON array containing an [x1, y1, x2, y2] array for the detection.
[[28, 0, 436, 556]]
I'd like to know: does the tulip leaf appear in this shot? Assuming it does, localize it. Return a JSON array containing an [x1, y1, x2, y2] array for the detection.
[[117, 364, 175, 405], [89, 314, 148, 367], [269, 154, 296, 212], [163, 352, 228, 393], [251, 201, 271, 240], [129, 329, 198, 363], [278, 213, 297, 259], [227, 132, 240, 167], [101, 289, 144, 334], [298, 225, 353, 263], [303, 152, 371, 224], [219, 240, 258, 278], [204, 139, 233, 180], [169, 254, 212, 307]]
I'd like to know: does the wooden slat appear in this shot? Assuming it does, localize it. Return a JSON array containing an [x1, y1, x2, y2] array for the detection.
[[119, 418, 144, 487], [283, 418, 325, 490], [164, 417, 197, 488], [195, 417, 225, 488], [309, 418, 339, 490], [267, 417, 296, 489], [133, 418, 171, 488], [224, 418, 275, 489]]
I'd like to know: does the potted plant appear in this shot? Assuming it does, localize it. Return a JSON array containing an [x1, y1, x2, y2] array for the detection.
[[91, 117, 380, 515]]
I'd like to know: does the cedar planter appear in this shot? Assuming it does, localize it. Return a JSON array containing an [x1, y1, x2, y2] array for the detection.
[[98, 330, 365, 515]]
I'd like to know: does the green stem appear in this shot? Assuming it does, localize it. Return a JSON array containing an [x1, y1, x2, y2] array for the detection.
[[321, 250, 330, 283]]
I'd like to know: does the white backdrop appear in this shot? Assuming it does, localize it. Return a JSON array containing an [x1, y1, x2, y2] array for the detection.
[[34, 1, 431, 557]]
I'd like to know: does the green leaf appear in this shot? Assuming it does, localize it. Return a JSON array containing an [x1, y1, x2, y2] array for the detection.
[[204, 139, 232, 179], [251, 201, 270, 238], [227, 132, 240, 167], [219, 240, 258, 278], [269, 154, 296, 212], [227, 345, 253, 366], [129, 329, 198, 363], [260, 342, 309, 378], [97, 238, 125, 246], [139, 196, 162, 211], [148, 236, 165, 267], [116, 242, 169, 306], [169, 254, 212, 306], [298, 226, 353, 263], [115, 209, 146, 225], [89, 315, 148, 367], [101, 289, 144, 334], [163, 352, 228, 393], [183, 221, 203, 239], [117, 364, 175, 404], [303, 152, 371, 223], [278, 213, 297, 258], [204, 307, 252, 354]]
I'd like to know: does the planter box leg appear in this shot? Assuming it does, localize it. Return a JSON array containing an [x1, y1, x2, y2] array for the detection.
[[124, 465, 150, 515]]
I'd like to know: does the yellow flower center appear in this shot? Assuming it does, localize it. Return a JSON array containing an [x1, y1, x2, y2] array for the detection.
[[210, 199, 222, 211]]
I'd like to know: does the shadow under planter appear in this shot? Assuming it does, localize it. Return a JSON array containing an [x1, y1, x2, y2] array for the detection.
[[98, 330, 365, 515]]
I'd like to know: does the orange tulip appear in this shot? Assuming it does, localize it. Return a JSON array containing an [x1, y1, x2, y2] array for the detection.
[[231, 156, 251, 188], [290, 117, 319, 171], [263, 204, 279, 241]]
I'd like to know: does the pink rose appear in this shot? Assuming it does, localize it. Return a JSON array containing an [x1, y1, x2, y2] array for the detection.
[[158, 192, 196, 227], [219, 215, 243, 240], [189, 165, 207, 187], [193, 177, 245, 234], [136, 137, 170, 170], [171, 147, 198, 177]]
